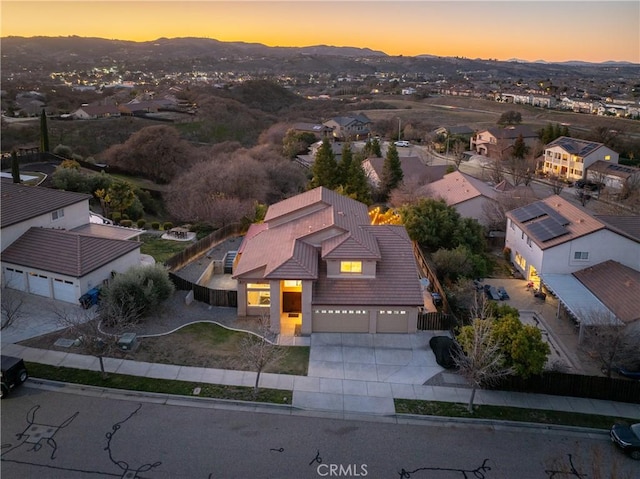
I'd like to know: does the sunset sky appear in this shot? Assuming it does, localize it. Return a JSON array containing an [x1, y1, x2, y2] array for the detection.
[[2, 1, 639, 63]]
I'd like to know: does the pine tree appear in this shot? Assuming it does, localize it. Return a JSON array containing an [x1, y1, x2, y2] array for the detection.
[[512, 134, 529, 159], [10, 151, 20, 183], [40, 109, 50, 153], [339, 142, 353, 183], [371, 137, 382, 157], [344, 156, 371, 204], [310, 138, 339, 189], [380, 143, 403, 199]]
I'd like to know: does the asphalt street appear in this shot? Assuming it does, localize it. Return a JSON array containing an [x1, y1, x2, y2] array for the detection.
[[1, 387, 636, 479]]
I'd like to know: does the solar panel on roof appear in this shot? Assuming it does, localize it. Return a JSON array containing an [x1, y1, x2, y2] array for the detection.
[[512, 203, 547, 223], [538, 203, 570, 226], [527, 217, 569, 242]]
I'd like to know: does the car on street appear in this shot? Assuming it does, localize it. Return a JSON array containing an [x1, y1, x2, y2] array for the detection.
[[1, 355, 28, 399], [610, 423, 640, 460], [394, 140, 410, 147]]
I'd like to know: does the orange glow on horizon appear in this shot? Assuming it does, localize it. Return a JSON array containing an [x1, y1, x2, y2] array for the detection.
[[2, 1, 639, 63]]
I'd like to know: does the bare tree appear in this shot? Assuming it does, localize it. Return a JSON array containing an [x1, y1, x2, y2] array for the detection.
[[1, 286, 24, 330], [234, 315, 288, 398], [482, 188, 539, 232], [488, 158, 505, 184], [579, 311, 640, 377], [53, 305, 133, 379], [548, 175, 565, 195], [454, 319, 515, 412]]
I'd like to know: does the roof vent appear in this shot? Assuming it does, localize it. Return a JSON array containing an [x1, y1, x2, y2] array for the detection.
[[337, 211, 345, 216]]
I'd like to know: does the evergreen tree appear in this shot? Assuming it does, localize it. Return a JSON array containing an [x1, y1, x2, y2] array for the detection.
[[344, 156, 371, 204], [512, 134, 529, 159], [310, 138, 339, 189], [371, 137, 382, 157], [339, 142, 354, 182], [39, 109, 50, 153], [380, 142, 403, 199]]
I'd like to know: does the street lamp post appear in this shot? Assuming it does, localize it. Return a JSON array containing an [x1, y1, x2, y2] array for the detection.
[[397, 117, 401, 141]]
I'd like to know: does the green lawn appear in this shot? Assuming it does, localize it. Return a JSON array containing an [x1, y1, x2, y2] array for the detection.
[[139, 233, 192, 263], [395, 399, 636, 429]]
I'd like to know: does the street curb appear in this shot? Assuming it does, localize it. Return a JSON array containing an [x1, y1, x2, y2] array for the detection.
[[25, 378, 298, 412], [395, 413, 609, 437], [24, 378, 610, 436]]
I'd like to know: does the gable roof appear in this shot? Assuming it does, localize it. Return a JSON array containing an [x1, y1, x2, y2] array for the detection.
[[572, 260, 640, 324], [313, 225, 422, 305], [507, 195, 606, 250], [364, 156, 444, 185], [425, 170, 498, 206], [1, 227, 140, 277], [1, 182, 91, 229], [234, 187, 382, 280], [546, 136, 607, 157], [484, 125, 538, 140], [588, 160, 639, 179]]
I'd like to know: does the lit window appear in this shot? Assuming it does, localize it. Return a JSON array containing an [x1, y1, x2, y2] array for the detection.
[[247, 282, 270, 307], [605, 155, 611, 161], [283, 280, 301, 288], [340, 261, 362, 273], [515, 251, 526, 269]]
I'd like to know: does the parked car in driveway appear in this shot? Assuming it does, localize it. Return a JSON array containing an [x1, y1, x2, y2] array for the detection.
[[394, 140, 410, 147], [1, 355, 28, 399], [431, 291, 443, 306], [610, 423, 640, 460]]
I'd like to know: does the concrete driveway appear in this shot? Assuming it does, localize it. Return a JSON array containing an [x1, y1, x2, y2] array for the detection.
[[293, 332, 445, 415]]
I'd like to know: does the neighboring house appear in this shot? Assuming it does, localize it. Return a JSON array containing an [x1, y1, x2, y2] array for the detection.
[[541, 136, 619, 182], [1, 181, 142, 304], [470, 125, 538, 158], [505, 195, 639, 286], [323, 114, 372, 140], [71, 104, 122, 120], [422, 170, 515, 227], [290, 122, 332, 139], [586, 160, 639, 190], [362, 156, 448, 188], [544, 260, 640, 342], [297, 140, 346, 168], [232, 187, 423, 335]]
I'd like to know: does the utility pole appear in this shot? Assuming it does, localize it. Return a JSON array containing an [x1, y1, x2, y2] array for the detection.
[[397, 117, 401, 141]]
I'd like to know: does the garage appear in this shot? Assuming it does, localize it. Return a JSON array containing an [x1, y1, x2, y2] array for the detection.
[[376, 309, 410, 333], [3, 267, 27, 291], [312, 308, 370, 333], [53, 278, 77, 303], [27, 272, 50, 297]]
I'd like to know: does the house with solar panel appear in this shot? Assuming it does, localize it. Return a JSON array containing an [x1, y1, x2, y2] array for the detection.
[[505, 195, 640, 340], [1, 181, 143, 304], [541, 136, 619, 182], [232, 187, 424, 336]]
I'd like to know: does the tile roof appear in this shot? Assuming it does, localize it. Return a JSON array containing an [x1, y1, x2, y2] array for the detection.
[[234, 187, 382, 279], [594, 215, 640, 243], [572, 260, 640, 324], [1, 227, 140, 277], [71, 223, 144, 241], [1, 182, 91, 229], [507, 195, 606, 250], [313, 226, 422, 305], [365, 156, 445, 185], [425, 170, 498, 206]]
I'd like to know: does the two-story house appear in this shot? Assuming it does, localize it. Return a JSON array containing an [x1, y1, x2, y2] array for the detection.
[[323, 114, 372, 141], [470, 125, 538, 159], [541, 136, 619, 182], [232, 187, 423, 336], [1, 181, 142, 304]]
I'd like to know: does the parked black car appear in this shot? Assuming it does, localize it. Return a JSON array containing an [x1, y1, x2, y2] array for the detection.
[[610, 423, 640, 460], [1, 355, 28, 399]]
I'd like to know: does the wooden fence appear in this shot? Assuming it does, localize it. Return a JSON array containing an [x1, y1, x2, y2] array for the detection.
[[417, 312, 457, 331], [412, 241, 453, 315], [169, 272, 237, 308], [164, 223, 245, 271], [491, 371, 640, 404]]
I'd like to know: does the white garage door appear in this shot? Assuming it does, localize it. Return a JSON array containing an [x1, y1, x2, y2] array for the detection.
[[53, 278, 76, 303], [28, 273, 50, 297], [4, 267, 27, 291]]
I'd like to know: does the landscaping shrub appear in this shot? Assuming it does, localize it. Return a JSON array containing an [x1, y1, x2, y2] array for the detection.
[[111, 212, 122, 224], [163, 222, 173, 230], [121, 214, 129, 220], [120, 219, 133, 227], [151, 221, 160, 230], [137, 219, 146, 229]]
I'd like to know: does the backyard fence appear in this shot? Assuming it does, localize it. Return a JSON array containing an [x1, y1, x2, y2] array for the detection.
[[164, 223, 245, 271], [168, 272, 237, 308], [491, 371, 640, 404], [417, 311, 457, 331]]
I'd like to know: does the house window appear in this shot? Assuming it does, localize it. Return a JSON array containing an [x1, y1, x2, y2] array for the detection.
[[574, 251, 589, 260], [605, 155, 611, 161], [283, 280, 301, 288], [515, 251, 526, 269], [340, 261, 362, 274], [526, 237, 532, 247], [246, 282, 270, 307], [51, 208, 65, 221]]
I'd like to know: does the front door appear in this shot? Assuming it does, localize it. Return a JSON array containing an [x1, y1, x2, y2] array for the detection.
[[282, 291, 301, 313]]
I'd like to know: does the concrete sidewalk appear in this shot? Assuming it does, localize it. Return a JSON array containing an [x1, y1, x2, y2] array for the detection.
[[3, 337, 638, 421]]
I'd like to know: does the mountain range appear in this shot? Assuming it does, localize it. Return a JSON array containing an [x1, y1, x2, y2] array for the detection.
[[2, 36, 639, 81]]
